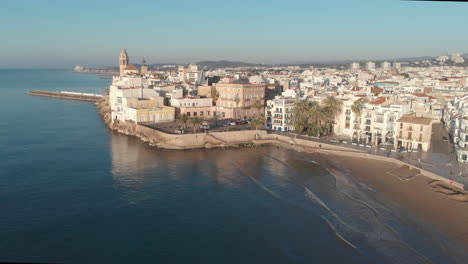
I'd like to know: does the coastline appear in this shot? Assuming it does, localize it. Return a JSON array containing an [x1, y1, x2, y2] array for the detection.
[[95, 96, 468, 249]]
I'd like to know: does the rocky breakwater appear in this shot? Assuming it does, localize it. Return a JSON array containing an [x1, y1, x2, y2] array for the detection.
[[95, 96, 266, 149]]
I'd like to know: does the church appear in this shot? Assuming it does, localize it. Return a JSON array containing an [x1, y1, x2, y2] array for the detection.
[[119, 48, 147, 77]]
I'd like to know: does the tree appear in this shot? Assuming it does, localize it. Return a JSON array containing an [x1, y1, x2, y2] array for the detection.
[[188, 117, 203, 133], [177, 114, 188, 132], [292, 100, 328, 136], [210, 87, 219, 105], [249, 115, 265, 131], [351, 101, 362, 143], [322, 95, 343, 134], [252, 100, 264, 117]]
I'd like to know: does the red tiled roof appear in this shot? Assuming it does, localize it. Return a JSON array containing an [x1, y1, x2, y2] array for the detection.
[[369, 97, 386, 105], [371, 86, 384, 94], [124, 64, 138, 71]]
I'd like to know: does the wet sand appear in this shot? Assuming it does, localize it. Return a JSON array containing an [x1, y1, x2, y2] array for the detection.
[[319, 153, 468, 249]]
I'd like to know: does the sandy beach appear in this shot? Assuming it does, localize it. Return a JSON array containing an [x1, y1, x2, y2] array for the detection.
[[317, 153, 468, 249]]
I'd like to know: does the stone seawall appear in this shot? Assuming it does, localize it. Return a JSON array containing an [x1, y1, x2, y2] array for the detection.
[[96, 96, 267, 150]]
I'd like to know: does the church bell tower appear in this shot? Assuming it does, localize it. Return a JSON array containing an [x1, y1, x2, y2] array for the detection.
[[119, 48, 129, 77]]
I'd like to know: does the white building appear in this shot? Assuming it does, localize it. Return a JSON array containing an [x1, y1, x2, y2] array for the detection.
[[381, 61, 391, 70], [365, 61, 375, 71], [443, 95, 468, 162], [265, 97, 297, 132], [350, 62, 360, 70]]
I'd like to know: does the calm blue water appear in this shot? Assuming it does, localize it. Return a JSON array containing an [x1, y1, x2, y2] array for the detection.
[[1, 69, 467, 263]]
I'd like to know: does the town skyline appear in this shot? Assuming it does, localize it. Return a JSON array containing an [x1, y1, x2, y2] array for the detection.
[[1, 0, 468, 68]]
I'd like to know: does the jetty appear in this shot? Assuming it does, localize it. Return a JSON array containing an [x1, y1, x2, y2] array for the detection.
[[28, 90, 103, 102]]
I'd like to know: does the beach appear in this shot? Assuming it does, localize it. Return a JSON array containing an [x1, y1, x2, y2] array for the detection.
[[318, 152, 468, 249]]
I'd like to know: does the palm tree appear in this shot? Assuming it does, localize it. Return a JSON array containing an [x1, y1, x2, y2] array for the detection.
[[322, 96, 343, 134], [177, 114, 188, 132], [292, 100, 309, 134], [307, 101, 327, 137], [188, 117, 203, 133], [252, 100, 264, 117], [351, 101, 362, 143], [210, 87, 219, 105], [292, 100, 328, 136]]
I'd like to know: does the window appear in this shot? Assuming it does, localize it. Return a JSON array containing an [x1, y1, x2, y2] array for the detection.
[[420, 125, 423, 132], [200, 111, 203, 116], [194, 112, 197, 116], [408, 132, 412, 140], [400, 123, 403, 129], [187, 112, 191, 116], [419, 134, 422, 141]]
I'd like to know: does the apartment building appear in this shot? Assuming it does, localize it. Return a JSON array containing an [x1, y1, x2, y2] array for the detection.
[[213, 83, 265, 119], [395, 115, 433, 151], [265, 97, 296, 132]]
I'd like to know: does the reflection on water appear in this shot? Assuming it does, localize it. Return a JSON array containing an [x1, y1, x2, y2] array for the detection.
[[109, 133, 468, 263]]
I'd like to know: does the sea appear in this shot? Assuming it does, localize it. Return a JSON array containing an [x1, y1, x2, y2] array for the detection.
[[1, 69, 467, 263]]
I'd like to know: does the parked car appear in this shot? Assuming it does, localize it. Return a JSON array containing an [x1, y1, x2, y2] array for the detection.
[[329, 138, 339, 143], [229, 121, 237, 126], [241, 120, 248, 124], [175, 129, 184, 134], [235, 121, 243, 125], [442, 136, 448, 142], [221, 123, 228, 127]]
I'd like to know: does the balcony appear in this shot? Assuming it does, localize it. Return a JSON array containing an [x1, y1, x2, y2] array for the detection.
[[375, 118, 384, 123]]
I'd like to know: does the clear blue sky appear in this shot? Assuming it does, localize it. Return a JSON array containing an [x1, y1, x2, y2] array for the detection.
[[1, 0, 467, 68]]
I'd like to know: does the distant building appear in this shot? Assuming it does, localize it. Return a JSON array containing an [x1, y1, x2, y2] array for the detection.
[[381, 61, 391, 70], [392, 62, 401, 70], [350, 62, 360, 70], [365, 62, 375, 71]]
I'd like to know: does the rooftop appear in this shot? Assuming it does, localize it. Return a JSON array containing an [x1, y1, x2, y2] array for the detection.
[[397, 115, 432, 125]]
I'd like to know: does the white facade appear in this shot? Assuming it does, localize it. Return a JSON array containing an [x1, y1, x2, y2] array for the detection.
[[381, 61, 391, 70], [350, 62, 360, 70], [265, 97, 296, 132], [365, 62, 375, 71]]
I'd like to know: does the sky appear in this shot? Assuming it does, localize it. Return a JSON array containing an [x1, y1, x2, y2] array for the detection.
[[0, 0, 467, 68]]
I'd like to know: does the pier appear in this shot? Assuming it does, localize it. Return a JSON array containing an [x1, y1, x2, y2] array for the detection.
[[28, 90, 103, 102]]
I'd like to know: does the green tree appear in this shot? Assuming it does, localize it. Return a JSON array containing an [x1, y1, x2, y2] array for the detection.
[[177, 114, 188, 132], [252, 100, 264, 117], [322, 95, 343, 134], [351, 101, 362, 143], [210, 87, 219, 105], [292, 100, 328, 136], [188, 117, 203, 133], [249, 115, 265, 130]]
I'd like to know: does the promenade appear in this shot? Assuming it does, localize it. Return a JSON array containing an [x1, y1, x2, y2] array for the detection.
[[269, 128, 468, 188]]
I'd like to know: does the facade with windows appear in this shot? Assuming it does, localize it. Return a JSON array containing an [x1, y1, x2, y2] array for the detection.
[[443, 95, 468, 162], [213, 83, 265, 119], [109, 83, 175, 124], [265, 97, 296, 132], [395, 115, 433, 151]]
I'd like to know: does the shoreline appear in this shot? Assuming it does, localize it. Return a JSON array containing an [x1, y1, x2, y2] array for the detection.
[[94, 96, 468, 249]]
